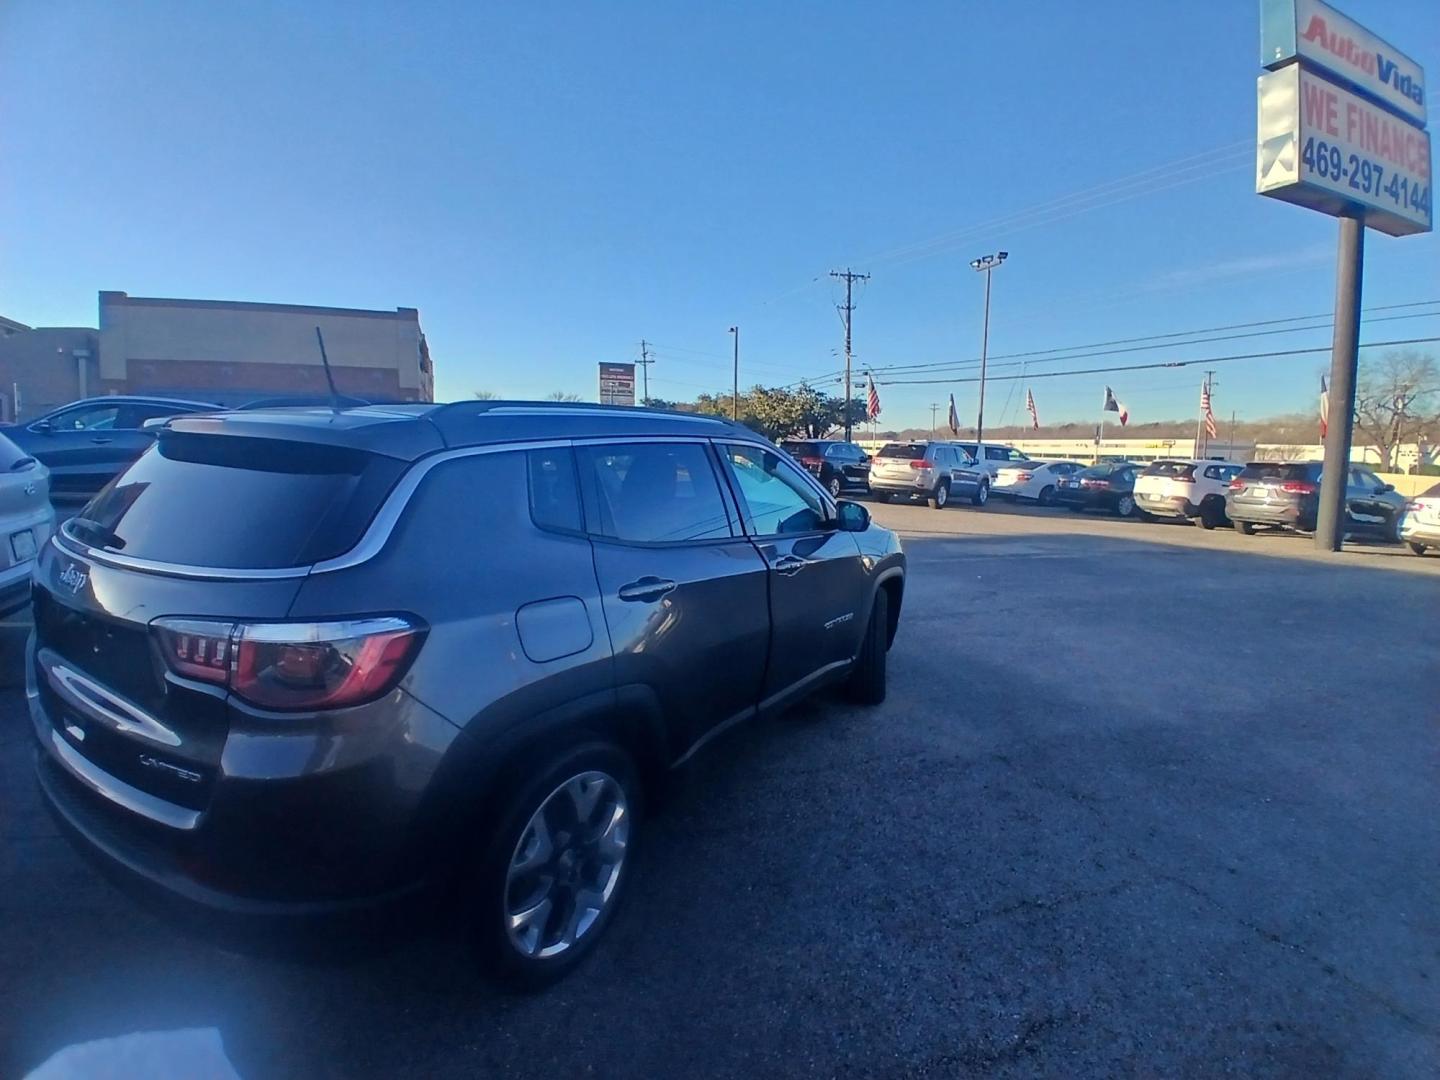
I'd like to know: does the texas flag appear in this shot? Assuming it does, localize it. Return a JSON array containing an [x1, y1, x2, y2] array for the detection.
[[1319, 374, 1329, 438], [1103, 385, 1129, 426]]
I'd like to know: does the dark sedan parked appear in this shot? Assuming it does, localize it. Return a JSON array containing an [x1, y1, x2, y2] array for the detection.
[[5, 395, 220, 499], [779, 439, 871, 499], [1053, 461, 1141, 517]]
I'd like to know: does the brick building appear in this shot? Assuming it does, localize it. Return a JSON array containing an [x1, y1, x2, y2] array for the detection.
[[0, 292, 433, 421]]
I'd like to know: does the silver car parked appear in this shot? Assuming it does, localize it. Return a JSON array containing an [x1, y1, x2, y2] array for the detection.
[[0, 431, 55, 616]]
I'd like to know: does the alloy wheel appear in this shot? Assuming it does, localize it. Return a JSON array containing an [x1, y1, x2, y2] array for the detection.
[[505, 771, 630, 960], [1118, 495, 1135, 517], [828, 476, 842, 499]]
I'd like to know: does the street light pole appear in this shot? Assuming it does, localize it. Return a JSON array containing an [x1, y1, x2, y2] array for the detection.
[[969, 251, 1008, 445], [728, 326, 739, 420]]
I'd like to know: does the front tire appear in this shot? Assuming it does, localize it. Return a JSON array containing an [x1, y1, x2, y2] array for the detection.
[[827, 476, 842, 500], [469, 742, 641, 988], [971, 481, 990, 507], [846, 587, 888, 705]]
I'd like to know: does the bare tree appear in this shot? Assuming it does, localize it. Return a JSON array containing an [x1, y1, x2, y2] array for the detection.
[[473, 390, 498, 400], [1353, 351, 1440, 470], [545, 391, 583, 402]]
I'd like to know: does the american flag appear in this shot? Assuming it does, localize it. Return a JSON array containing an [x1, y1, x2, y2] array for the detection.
[[1025, 387, 1039, 430], [866, 374, 881, 420], [1201, 382, 1218, 440]]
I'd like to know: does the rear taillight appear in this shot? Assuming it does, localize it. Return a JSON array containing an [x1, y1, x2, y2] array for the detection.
[[1228, 479, 1244, 490], [151, 616, 425, 711], [800, 456, 823, 468], [1280, 481, 1317, 494], [909, 460, 932, 470], [152, 618, 235, 685], [1174, 475, 1196, 484], [1014, 472, 1033, 482], [1407, 499, 1431, 512], [1082, 479, 1110, 488]]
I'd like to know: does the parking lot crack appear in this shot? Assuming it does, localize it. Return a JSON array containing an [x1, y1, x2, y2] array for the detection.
[[1151, 869, 1429, 1032]]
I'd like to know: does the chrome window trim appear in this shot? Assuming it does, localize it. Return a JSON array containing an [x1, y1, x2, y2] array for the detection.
[[54, 526, 313, 581], [45, 729, 201, 831]]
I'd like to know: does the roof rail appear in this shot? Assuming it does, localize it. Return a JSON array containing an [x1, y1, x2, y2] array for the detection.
[[426, 399, 744, 427]]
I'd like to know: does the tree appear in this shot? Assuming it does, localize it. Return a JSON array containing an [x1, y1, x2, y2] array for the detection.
[[473, 390, 498, 400], [1352, 351, 1440, 471], [545, 391, 583, 402]]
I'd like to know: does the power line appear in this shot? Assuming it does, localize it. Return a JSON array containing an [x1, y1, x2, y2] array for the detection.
[[875, 336, 1440, 387], [776, 299, 1440, 388], [868, 309, 1440, 379]]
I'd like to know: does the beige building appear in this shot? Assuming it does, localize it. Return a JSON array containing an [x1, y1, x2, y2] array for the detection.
[[0, 292, 433, 421]]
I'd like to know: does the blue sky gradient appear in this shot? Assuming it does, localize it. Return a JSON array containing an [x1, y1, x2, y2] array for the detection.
[[2, 0, 1436, 429]]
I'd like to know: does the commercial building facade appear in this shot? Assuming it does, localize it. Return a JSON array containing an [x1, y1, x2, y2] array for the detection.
[[0, 292, 433, 421]]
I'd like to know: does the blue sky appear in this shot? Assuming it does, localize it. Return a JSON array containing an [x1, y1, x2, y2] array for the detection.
[[2, 0, 1436, 430]]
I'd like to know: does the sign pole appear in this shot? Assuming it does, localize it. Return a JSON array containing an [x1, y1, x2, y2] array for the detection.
[[1315, 214, 1364, 552]]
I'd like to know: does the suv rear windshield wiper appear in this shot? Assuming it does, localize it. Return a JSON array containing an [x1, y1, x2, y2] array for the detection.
[[66, 517, 127, 551]]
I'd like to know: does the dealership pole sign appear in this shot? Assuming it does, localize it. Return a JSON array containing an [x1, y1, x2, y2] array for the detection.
[[1255, 0, 1430, 552], [597, 362, 636, 406], [1257, 0, 1430, 235]]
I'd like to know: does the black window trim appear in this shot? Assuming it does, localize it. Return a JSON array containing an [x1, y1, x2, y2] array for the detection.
[[525, 445, 587, 539]]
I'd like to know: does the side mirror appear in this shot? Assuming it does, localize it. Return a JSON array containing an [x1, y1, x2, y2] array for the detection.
[[1376, 483, 1394, 494], [835, 500, 871, 532], [29, 420, 52, 434]]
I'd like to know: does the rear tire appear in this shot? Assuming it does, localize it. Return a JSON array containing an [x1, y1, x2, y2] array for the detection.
[[1037, 484, 1056, 506], [971, 482, 990, 507], [468, 742, 642, 988], [929, 482, 949, 510], [1197, 501, 1223, 531], [1234, 520, 1256, 535], [1116, 494, 1137, 518], [1409, 541, 1428, 556], [846, 588, 888, 705]]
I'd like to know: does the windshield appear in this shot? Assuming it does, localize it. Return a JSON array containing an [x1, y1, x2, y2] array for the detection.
[[1143, 461, 1197, 477], [877, 443, 927, 459]]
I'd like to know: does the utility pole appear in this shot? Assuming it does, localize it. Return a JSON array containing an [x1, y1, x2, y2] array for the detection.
[[637, 340, 654, 406], [1316, 216, 1364, 552], [1229, 410, 1237, 462], [969, 252, 1008, 446], [830, 268, 870, 441], [727, 326, 739, 420], [930, 402, 939, 439]]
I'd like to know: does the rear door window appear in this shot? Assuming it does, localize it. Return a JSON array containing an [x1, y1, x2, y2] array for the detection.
[[527, 447, 583, 533], [576, 441, 733, 544], [67, 432, 405, 568]]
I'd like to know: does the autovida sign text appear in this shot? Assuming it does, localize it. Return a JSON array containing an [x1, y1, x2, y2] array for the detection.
[[1256, 0, 1431, 236]]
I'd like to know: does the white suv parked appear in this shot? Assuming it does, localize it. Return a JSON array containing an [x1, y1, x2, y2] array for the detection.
[[1135, 459, 1242, 529]]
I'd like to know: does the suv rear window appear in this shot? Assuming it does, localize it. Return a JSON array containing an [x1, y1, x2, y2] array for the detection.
[[1239, 462, 1318, 481], [1142, 461, 1196, 478], [66, 433, 404, 568], [0, 431, 35, 471], [878, 443, 927, 459]]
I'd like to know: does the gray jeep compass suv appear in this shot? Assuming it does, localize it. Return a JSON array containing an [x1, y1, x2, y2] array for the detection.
[[28, 402, 905, 984]]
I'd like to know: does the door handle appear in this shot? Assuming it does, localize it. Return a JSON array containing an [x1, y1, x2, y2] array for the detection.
[[772, 554, 808, 577], [90, 437, 113, 444], [617, 576, 677, 603]]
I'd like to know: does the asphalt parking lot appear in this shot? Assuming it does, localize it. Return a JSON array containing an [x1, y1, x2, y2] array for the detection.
[[2, 500, 1437, 1078]]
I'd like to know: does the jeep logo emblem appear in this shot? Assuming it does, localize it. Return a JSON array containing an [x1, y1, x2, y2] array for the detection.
[[58, 565, 88, 595]]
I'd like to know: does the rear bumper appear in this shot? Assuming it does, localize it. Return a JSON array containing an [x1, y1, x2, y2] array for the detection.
[[0, 560, 34, 617], [1136, 494, 1198, 518], [28, 636, 460, 917], [1399, 518, 1440, 546], [869, 475, 934, 496], [1226, 500, 1313, 529]]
